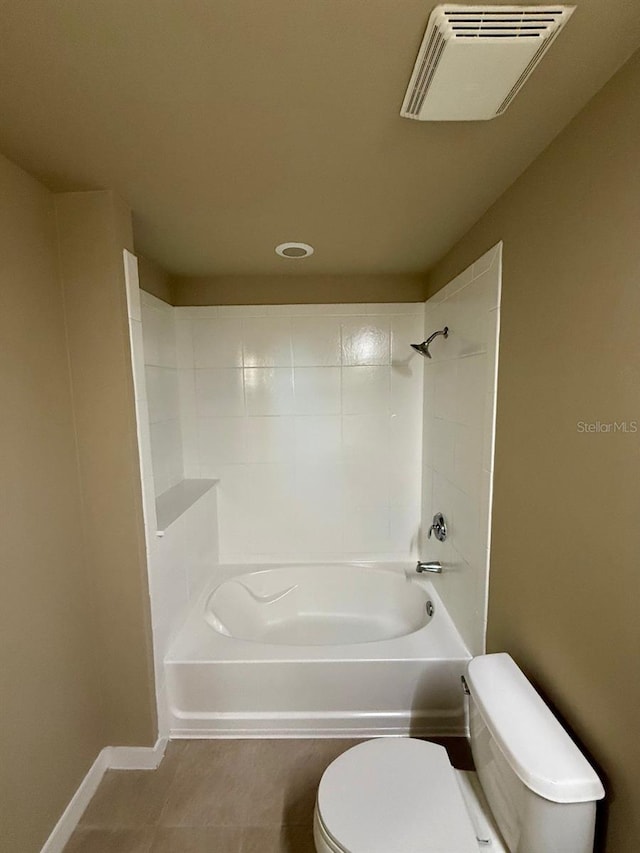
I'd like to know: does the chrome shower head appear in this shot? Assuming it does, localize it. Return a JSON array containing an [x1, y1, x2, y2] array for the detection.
[[410, 326, 449, 359], [410, 341, 431, 357]]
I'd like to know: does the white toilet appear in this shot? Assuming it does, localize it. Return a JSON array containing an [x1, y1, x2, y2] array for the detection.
[[314, 653, 604, 853]]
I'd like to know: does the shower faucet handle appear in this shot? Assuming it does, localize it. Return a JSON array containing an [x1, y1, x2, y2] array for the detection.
[[416, 560, 442, 574], [428, 512, 447, 542]]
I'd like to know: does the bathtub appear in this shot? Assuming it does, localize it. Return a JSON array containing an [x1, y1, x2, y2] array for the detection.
[[165, 562, 471, 738]]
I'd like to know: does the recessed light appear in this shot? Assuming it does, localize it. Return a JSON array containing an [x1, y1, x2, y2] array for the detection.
[[275, 242, 314, 259]]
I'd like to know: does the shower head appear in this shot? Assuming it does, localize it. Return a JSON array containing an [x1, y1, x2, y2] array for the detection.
[[410, 341, 431, 357], [410, 326, 449, 359]]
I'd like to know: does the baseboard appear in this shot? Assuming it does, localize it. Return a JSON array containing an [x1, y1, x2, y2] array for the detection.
[[40, 750, 109, 853], [40, 737, 167, 853], [106, 737, 167, 770]]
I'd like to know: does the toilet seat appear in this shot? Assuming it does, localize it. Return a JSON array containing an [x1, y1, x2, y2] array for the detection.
[[315, 738, 480, 853]]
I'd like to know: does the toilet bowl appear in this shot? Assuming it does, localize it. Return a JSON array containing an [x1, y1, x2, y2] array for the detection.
[[314, 737, 505, 853], [314, 654, 604, 853]]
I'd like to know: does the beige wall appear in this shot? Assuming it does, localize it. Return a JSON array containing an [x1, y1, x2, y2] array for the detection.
[[0, 166, 157, 851], [0, 157, 104, 851], [55, 191, 157, 747], [171, 273, 427, 306], [138, 254, 173, 304], [427, 51, 640, 853]]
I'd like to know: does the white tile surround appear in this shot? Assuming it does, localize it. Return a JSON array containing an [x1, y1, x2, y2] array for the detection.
[[141, 291, 184, 496], [174, 304, 425, 562], [421, 243, 502, 655], [124, 252, 218, 738], [126, 243, 500, 713]]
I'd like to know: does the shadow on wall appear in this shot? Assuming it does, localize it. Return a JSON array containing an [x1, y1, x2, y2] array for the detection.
[[527, 675, 611, 853], [408, 664, 468, 743], [392, 351, 415, 378]]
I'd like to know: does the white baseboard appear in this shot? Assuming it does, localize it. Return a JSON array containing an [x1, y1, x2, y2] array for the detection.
[[106, 737, 167, 770], [40, 737, 167, 853], [40, 750, 109, 853]]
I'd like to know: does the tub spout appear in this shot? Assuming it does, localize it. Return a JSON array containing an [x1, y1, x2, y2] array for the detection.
[[416, 560, 442, 574]]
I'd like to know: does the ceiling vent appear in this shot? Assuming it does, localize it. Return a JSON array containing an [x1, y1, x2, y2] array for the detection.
[[401, 5, 575, 121]]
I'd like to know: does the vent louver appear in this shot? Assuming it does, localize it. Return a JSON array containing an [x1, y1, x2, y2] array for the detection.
[[401, 5, 575, 121]]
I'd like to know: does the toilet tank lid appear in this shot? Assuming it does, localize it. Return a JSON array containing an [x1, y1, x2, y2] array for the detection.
[[466, 654, 605, 804]]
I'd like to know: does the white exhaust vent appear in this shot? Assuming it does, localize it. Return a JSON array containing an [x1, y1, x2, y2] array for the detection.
[[401, 5, 575, 121]]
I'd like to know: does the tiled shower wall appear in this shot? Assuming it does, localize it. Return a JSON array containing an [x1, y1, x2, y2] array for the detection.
[[421, 243, 502, 655], [141, 291, 184, 496], [136, 263, 500, 653], [126, 256, 219, 736], [174, 304, 425, 562]]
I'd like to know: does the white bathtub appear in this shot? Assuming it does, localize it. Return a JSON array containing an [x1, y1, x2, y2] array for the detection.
[[205, 564, 431, 645], [165, 562, 471, 738]]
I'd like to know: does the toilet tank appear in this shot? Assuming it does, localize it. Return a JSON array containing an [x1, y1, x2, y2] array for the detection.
[[466, 654, 605, 853]]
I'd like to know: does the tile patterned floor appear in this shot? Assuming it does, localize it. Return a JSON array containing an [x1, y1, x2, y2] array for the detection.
[[65, 737, 473, 852]]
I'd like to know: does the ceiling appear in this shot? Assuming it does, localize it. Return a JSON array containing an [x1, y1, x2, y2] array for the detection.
[[1, 1, 640, 276]]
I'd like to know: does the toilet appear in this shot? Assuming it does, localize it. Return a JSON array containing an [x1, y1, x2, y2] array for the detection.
[[314, 653, 604, 853]]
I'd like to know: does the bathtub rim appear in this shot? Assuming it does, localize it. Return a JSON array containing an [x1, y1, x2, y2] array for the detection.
[[203, 562, 433, 647], [166, 561, 470, 664]]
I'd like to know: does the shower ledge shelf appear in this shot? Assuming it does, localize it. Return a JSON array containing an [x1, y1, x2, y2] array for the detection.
[[155, 478, 218, 535]]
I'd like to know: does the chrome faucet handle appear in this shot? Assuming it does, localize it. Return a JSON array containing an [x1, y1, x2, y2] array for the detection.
[[416, 561, 443, 574], [428, 512, 447, 542]]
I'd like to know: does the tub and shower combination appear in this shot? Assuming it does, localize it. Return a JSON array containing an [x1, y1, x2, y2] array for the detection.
[[165, 562, 470, 738], [148, 250, 502, 741]]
